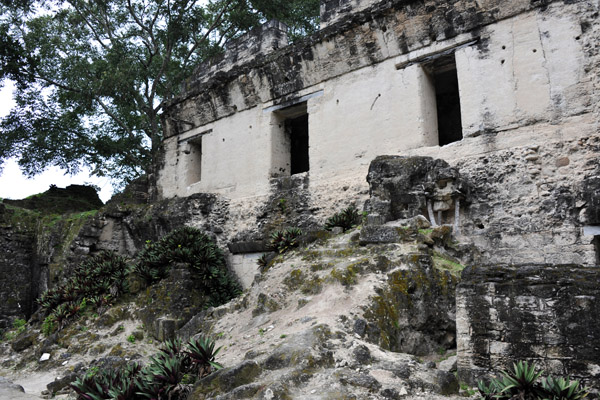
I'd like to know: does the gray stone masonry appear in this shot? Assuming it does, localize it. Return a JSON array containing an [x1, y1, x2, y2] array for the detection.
[[457, 264, 600, 388]]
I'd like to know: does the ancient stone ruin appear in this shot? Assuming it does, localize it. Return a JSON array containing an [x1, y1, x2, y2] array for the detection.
[[1, 0, 599, 398]]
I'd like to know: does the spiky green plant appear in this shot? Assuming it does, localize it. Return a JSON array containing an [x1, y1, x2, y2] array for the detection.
[[37, 251, 131, 334], [500, 360, 544, 398], [269, 227, 302, 254], [185, 336, 223, 378], [134, 227, 241, 306], [476, 361, 589, 400], [257, 253, 272, 272], [542, 376, 588, 400], [477, 379, 503, 400], [160, 338, 183, 357], [324, 205, 361, 232], [71, 336, 224, 400], [71, 362, 141, 400]]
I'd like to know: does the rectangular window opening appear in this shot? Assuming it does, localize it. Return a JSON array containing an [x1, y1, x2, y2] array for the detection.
[[185, 137, 202, 185], [272, 102, 309, 176], [287, 113, 309, 174], [427, 56, 463, 146]]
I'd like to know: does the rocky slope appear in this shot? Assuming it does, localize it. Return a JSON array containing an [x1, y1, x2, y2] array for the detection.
[[0, 218, 475, 400]]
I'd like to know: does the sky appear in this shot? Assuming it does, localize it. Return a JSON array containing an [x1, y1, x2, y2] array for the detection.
[[0, 81, 114, 203]]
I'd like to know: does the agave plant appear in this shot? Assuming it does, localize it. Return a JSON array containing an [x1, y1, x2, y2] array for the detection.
[[257, 253, 273, 272], [542, 376, 588, 400], [324, 205, 361, 232], [37, 251, 131, 334], [51, 303, 71, 329], [500, 360, 544, 398], [71, 373, 108, 400], [71, 363, 141, 400], [135, 227, 241, 307], [185, 336, 223, 378], [269, 227, 302, 254], [160, 338, 183, 357], [478, 378, 507, 400], [138, 353, 190, 399]]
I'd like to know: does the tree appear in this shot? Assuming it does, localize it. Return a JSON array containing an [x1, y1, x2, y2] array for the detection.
[[0, 0, 319, 187]]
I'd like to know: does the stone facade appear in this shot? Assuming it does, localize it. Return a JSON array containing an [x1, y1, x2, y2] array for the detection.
[[3, 0, 598, 390], [152, 0, 600, 386], [157, 0, 599, 266], [457, 264, 600, 387]]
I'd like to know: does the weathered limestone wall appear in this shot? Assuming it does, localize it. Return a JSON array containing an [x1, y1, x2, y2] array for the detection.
[[403, 130, 599, 266], [157, 0, 599, 266], [158, 0, 595, 201], [457, 264, 600, 387], [319, 0, 383, 28], [0, 204, 37, 329]]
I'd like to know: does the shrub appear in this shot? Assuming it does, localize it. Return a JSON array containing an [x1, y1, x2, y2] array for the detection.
[[37, 251, 130, 334], [269, 227, 302, 254], [134, 226, 241, 306], [477, 361, 589, 400], [324, 205, 361, 232], [71, 336, 223, 400]]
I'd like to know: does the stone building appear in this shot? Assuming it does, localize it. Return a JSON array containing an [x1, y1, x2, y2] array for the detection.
[[1, 0, 599, 393], [158, 0, 599, 267], [155, 0, 600, 385]]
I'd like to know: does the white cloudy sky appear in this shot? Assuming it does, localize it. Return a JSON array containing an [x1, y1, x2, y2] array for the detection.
[[0, 81, 114, 202]]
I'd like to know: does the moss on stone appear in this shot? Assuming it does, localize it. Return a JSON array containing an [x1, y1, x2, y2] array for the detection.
[[363, 259, 458, 354], [253, 293, 281, 316], [297, 298, 309, 309], [309, 262, 335, 272], [329, 264, 362, 286], [300, 275, 323, 295], [283, 269, 305, 291], [432, 251, 465, 277], [301, 250, 321, 262]]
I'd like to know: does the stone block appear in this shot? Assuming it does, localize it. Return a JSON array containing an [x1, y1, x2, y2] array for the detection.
[[227, 240, 268, 254], [359, 226, 401, 244]]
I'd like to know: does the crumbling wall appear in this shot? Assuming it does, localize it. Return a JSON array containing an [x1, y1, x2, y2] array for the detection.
[[457, 264, 600, 388], [319, 0, 382, 28], [453, 136, 599, 266], [0, 204, 37, 328]]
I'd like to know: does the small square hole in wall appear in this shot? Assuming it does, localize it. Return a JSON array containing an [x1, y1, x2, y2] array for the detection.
[[425, 55, 463, 146]]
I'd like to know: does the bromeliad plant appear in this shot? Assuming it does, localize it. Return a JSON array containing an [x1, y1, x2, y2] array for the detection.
[[133, 227, 241, 306], [71, 336, 223, 400], [186, 336, 223, 378], [324, 205, 361, 232], [477, 361, 589, 400], [269, 227, 302, 254], [71, 362, 142, 400], [542, 376, 589, 400], [37, 251, 130, 334]]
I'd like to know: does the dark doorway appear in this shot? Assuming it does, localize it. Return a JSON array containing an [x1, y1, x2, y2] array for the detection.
[[286, 113, 309, 175], [429, 56, 463, 146]]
